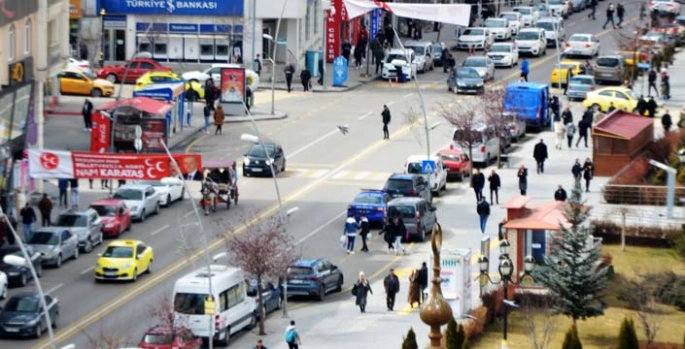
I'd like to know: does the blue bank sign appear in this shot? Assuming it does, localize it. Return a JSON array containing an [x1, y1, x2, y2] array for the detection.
[[100, 0, 244, 17]]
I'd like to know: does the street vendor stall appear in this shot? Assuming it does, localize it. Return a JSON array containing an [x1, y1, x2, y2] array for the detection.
[[132, 82, 185, 135]]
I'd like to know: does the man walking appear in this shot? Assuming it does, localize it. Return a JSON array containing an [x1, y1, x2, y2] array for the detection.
[[583, 158, 595, 192], [382, 105, 392, 139], [203, 100, 212, 134], [533, 139, 548, 174], [520, 58, 529, 81], [577, 118, 590, 147], [343, 214, 358, 254], [285, 320, 302, 349], [284, 62, 295, 92], [648, 68, 659, 97], [441, 47, 451, 73], [565, 121, 577, 149], [359, 213, 370, 252], [487, 170, 501, 205], [417, 262, 428, 303], [383, 269, 400, 311], [477, 197, 490, 234], [58, 178, 69, 207], [38, 194, 53, 227], [572, 158, 583, 182], [588, 0, 597, 19], [254, 54, 262, 76], [602, 3, 616, 30], [662, 109, 673, 133], [472, 168, 485, 201], [554, 185, 568, 202], [20, 203, 36, 242], [82, 99, 93, 131], [616, 3, 625, 28], [69, 178, 79, 208]]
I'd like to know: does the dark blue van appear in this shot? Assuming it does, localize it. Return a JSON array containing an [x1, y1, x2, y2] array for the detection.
[[504, 82, 550, 129]]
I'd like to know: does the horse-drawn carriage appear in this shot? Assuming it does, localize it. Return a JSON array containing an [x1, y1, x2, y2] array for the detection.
[[200, 159, 239, 215]]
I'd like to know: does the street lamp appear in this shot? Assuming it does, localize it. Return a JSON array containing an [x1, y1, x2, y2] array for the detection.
[[478, 240, 536, 349], [269, 0, 290, 115], [100, 8, 106, 68]]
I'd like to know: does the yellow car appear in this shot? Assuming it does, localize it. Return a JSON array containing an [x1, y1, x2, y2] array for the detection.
[[134, 71, 204, 101], [94, 239, 154, 282], [549, 60, 583, 86], [58, 68, 115, 97], [582, 86, 653, 114]]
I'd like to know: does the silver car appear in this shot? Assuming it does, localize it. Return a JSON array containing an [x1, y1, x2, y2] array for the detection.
[[27, 227, 79, 268], [113, 184, 161, 222], [54, 208, 103, 253], [566, 75, 596, 101], [461, 56, 496, 81], [386, 197, 437, 243]]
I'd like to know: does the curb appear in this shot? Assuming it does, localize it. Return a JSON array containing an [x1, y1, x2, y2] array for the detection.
[[45, 109, 81, 116], [224, 112, 288, 123], [257, 77, 377, 93]]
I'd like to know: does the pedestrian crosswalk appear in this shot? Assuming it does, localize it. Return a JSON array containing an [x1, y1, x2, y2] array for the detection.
[[370, 81, 448, 90]]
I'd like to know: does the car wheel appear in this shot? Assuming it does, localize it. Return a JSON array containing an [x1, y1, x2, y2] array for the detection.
[[433, 187, 441, 197], [317, 284, 326, 301], [106, 74, 117, 83], [154, 202, 160, 215], [73, 247, 79, 260], [19, 272, 28, 287], [0, 282, 7, 299], [417, 227, 426, 242], [91, 89, 102, 97], [147, 260, 153, 274], [132, 269, 138, 282], [219, 327, 231, 346], [34, 323, 42, 339], [140, 209, 146, 222], [165, 194, 171, 207], [335, 275, 344, 292], [55, 254, 62, 268], [84, 238, 93, 253], [52, 313, 58, 328]]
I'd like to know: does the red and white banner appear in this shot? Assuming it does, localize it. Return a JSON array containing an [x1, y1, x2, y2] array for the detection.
[[28, 150, 203, 180], [326, 0, 345, 63], [343, 0, 471, 27]]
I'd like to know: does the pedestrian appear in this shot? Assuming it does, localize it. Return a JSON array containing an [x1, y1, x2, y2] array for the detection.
[[549, 95, 561, 122], [69, 178, 79, 208], [373, 39, 385, 74], [661, 69, 670, 100], [647, 97, 658, 119], [472, 168, 485, 201], [254, 54, 262, 76], [101, 179, 109, 189], [554, 185, 568, 202], [554, 118, 565, 150], [300, 67, 311, 92], [20, 203, 36, 242], [441, 48, 450, 73], [82, 99, 93, 131], [662, 110, 673, 133], [203, 100, 212, 134], [582, 106, 594, 125], [214, 104, 224, 135], [118, 179, 126, 188], [572, 158, 583, 182], [284, 62, 296, 92], [564, 121, 577, 149], [583, 60, 594, 76], [317, 58, 324, 85], [561, 106, 573, 125], [342, 41, 352, 62], [498, 218, 507, 240], [38, 194, 53, 227], [234, 54, 243, 64], [577, 118, 590, 148], [88, 178, 94, 189], [383, 269, 400, 311], [98, 49, 104, 68], [588, 0, 597, 19], [583, 158, 594, 192], [518, 165, 528, 195], [359, 213, 370, 252], [394, 217, 407, 255], [602, 3, 616, 30], [79, 41, 89, 61], [284, 320, 302, 349], [353, 272, 373, 313], [448, 54, 456, 72], [343, 214, 358, 254], [354, 44, 363, 70], [533, 139, 548, 174], [417, 262, 428, 303], [254, 339, 268, 349], [477, 197, 490, 234], [204, 79, 217, 111], [408, 270, 421, 308], [381, 217, 398, 253], [58, 178, 68, 207], [520, 58, 529, 81], [648, 68, 659, 97], [607, 102, 617, 114], [488, 170, 501, 204], [616, 3, 625, 28], [381, 105, 392, 139]]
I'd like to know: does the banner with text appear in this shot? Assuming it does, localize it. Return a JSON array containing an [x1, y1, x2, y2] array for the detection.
[[342, 0, 471, 27]]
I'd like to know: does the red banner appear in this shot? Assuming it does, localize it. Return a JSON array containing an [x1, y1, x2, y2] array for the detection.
[[326, 0, 344, 63], [141, 118, 168, 153], [90, 111, 111, 153]]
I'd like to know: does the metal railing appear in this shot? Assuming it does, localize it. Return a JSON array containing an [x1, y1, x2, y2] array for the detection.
[[600, 184, 685, 206]]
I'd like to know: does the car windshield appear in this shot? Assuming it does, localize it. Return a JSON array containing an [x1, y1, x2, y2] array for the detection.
[[548, 0, 563, 4], [287, 266, 313, 276], [102, 246, 134, 258], [517, 31, 539, 40], [143, 334, 174, 344], [136, 180, 166, 187], [28, 232, 59, 245], [247, 144, 276, 158], [385, 53, 409, 63], [537, 22, 556, 31], [501, 13, 518, 21], [485, 19, 506, 28], [384, 179, 414, 190], [174, 293, 206, 315], [463, 59, 486, 67], [56, 214, 87, 227], [438, 153, 461, 161], [570, 76, 594, 85], [353, 193, 383, 204], [91, 205, 116, 217], [82, 71, 97, 80], [457, 69, 480, 79], [489, 45, 511, 53], [463, 29, 484, 36], [387, 205, 417, 219], [596, 57, 620, 67], [113, 189, 143, 200], [407, 46, 425, 55], [407, 163, 424, 174], [3, 297, 40, 312], [515, 8, 531, 14], [569, 35, 589, 42]]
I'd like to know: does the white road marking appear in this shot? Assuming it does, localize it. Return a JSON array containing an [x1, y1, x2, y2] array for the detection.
[[183, 211, 194, 218], [402, 92, 414, 98], [307, 169, 329, 178], [358, 111, 373, 120], [354, 171, 371, 180], [151, 224, 170, 236], [286, 128, 341, 160], [296, 211, 347, 245], [386, 101, 395, 106], [80, 266, 94, 275], [332, 171, 349, 179], [45, 283, 64, 295]]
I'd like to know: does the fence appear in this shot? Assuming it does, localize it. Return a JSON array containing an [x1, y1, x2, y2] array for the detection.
[[600, 184, 685, 207]]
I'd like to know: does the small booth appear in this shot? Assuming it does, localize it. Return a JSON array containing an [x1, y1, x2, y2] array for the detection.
[[132, 82, 186, 135], [592, 110, 654, 177], [90, 97, 173, 154]]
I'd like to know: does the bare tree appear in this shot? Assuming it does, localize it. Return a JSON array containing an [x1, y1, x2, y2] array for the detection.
[[521, 295, 557, 349], [619, 277, 662, 345], [219, 213, 299, 335], [480, 84, 509, 167], [85, 321, 132, 349], [438, 99, 482, 179], [145, 292, 178, 330]]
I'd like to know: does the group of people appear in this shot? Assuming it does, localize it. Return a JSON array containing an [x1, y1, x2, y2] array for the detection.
[[647, 67, 671, 100], [554, 105, 593, 150], [352, 262, 428, 314], [18, 194, 54, 243], [202, 78, 225, 135]]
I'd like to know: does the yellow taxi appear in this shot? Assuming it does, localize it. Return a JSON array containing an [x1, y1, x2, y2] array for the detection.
[[94, 239, 154, 282], [58, 68, 115, 97], [582, 86, 651, 114], [134, 71, 204, 101], [549, 60, 583, 86]]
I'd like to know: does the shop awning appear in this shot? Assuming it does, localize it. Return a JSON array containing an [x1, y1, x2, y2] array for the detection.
[[343, 0, 471, 27], [96, 97, 173, 116]]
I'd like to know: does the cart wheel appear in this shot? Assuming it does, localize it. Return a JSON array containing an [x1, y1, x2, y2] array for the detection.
[[234, 194, 239, 205], [226, 198, 231, 210]]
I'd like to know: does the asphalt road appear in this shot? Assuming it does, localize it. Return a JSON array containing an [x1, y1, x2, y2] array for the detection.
[[0, 3, 645, 348]]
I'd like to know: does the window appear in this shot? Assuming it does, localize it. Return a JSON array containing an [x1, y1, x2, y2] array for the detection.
[[154, 43, 167, 55], [219, 289, 228, 311], [140, 62, 156, 70], [524, 229, 547, 262], [8, 24, 16, 61], [226, 282, 246, 309], [598, 91, 613, 97], [24, 19, 31, 54], [201, 44, 214, 56], [174, 293, 206, 315]]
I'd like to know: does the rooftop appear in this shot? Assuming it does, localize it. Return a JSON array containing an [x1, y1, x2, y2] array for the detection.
[[594, 110, 654, 140]]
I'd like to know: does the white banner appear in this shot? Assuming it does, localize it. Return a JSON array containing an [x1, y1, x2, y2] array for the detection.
[[28, 149, 75, 179], [343, 0, 472, 27]]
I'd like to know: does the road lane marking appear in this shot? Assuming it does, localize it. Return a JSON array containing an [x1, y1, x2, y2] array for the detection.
[[353, 171, 371, 180], [46, 283, 64, 295], [80, 266, 94, 275], [151, 224, 170, 236], [286, 128, 341, 160], [386, 101, 395, 106], [402, 92, 414, 98], [183, 211, 194, 218], [332, 171, 349, 179], [295, 211, 347, 245], [358, 111, 373, 120]]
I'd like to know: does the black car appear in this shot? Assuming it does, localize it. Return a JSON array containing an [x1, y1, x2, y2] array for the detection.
[[246, 279, 282, 319], [0, 246, 43, 287], [383, 173, 431, 202], [447, 68, 485, 95], [0, 292, 59, 338], [242, 142, 286, 177]]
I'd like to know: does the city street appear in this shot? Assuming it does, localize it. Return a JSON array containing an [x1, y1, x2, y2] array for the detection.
[[0, 2, 648, 348]]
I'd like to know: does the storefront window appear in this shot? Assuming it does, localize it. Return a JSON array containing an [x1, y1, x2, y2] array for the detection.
[[11, 85, 32, 140], [154, 43, 167, 55], [0, 93, 13, 145], [24, 19, 32, 55], [8, 25, 16, 62], [216, 44, 229, 56], [200, 44, 214, 56]]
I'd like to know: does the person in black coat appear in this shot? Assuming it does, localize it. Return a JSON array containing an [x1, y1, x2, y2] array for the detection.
[[441, 48, 450, 73], [518, 165, 528, 195], [472, 168, 485, 201], [582, 107, 594, 125], [648, 68, 659, 97], [572, 158, 583, 182], [588, 0, 597, 19], [317, 58, 325, 85], [533, 139, 549, 174], [476, 197, 490, 234], [342, 41, 352, 62], [381, 105, 392, 139], [300, 68, 311, 92], [646, 97, 658, 119], [284, 62, 296, 92], [662, 110, 673, 133], [561, 106, 572, 125], [204, 79, 217, 110], [577, 119, 590, 148], [416, 262, 428, 302], [353, 45, 363, 70], [583, 158, 595, 192], [82, 99, 93, 130], [381, 217, 398, 253], [359, 213, 370, 252], [554, 185, 568, 202], [487, 170, 501, 205], [383, 269, 400, 311]]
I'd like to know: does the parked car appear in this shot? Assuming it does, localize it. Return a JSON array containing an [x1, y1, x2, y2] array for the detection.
[[54, 208, 103, 253], [67, 57, 91, 74], [515, 28, 547, 56], [404, 41, 434, 73], [139, 326, 202, 349], [242, 141, 286, 177], [461, 56, 496, 81], [134, 71, 205, 101], [284, 259, 343, 301], [487, 43, 519, 67], [58, 69, 115, 97], [182, 63, 243, 84], [246, 279, 282, 319], [550, 60, 583, 87], [0, 292, 59, 339], [432, 42, 446, 66], [451, 123, 500, 166], [564, 33, 601, 57], [113, 185, 161, 222], [436, 148, 471, 181], [0, 246, 42, 287], [89, 199, 132, 238], [484, 17, 513, 41], [569, 0, 587, 12], [502, 113, 527, 141], [567, 75, 597, 101], [512, 6, 540, 27], [649, 0, 681, 15], [447, 68, 485, 94], [499, 11, 523, 35], [97, 58, 172, 83], [134, 178, 184, 207], [381, 49, 418, 81], [26, 228, 79, 268], [546, 0, 570, 18], [383, 173, 431, 202], [386, 197, 437, 242], [0, 271, 7, 299], [94, 239, 154, 282], [404, 155, 448, 196], [347, 189, 389, 225], [456, 28, 494, 51], [593, 55, 626, 85]]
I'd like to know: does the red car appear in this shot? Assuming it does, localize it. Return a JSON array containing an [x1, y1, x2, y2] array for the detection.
[[89, 199, 132, 238], [96, 58, 172, 83], [437, 148, 471, 181], [139, 326, 202, 349]]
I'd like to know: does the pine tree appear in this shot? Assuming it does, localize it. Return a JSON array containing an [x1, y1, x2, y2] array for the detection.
[[402, 327, 419, 349], [562, 324, 583, 349], [617, 317, 639, 349], [446, 318, 467, 349], [457, 324, 467, 349], [534, 180, 609, 327]]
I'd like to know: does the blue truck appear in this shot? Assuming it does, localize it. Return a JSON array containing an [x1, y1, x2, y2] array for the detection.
[[503, 82, 550, 129]]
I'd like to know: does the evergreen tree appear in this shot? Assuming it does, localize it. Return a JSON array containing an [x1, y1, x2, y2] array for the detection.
[[534, 180, 609, 327], [616, 317, 639, 349], [457, 324, 467, 349], [402, 327, 419, 349], [446, 318, 467, 349], [561, 324, 583, 349]]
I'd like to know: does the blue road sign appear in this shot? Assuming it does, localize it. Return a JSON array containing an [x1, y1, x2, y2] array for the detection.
[[637, 62, 652, 70], [422, 160, 436, 174], [333, 56, 348, 87]]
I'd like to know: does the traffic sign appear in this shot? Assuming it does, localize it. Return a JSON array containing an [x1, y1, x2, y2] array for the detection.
[[205, 296, 216, 315], [422, 160, 436, 174], [332, 56, 348, 87], [637, 62, 652, 70], [277, 38, 287, 45]]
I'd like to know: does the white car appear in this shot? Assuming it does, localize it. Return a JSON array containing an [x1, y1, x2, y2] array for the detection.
[[381, 49, 417, 81], [564, 34, 600, 57], [546, 0, 570, 18], [500, 12, 522, 35], [515, 28, 548, 57], [512, 6, 540, 27], [536, 17, 566, 47], [404, 155, 448, 195], [133, 178, 184, 207], [182, 64, 260, 89], [0, 271, 7, 299], [484, 18, 513, 41], [649, 0, 681, 15], [457, 28, 494, 51], [67, 58, 91, 74], [405, 41, 434, 73], [488, 43, 519, 67], [112, 185, 161, 222]]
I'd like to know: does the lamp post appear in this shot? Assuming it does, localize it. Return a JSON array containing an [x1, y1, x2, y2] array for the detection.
[[100, 9, 106, 67], [269, 0, 290, 115], [478, 240, 536, 349]]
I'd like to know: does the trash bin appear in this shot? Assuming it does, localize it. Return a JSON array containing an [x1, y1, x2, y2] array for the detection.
[[306, 50, 323, 77]]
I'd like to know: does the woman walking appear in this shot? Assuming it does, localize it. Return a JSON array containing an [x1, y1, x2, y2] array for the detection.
[[394, 217, 407, 255], [214, 104, 225, 135], [381, 218, 398, 253], [300, 67, 311, 92], [408, 270, 421, 308], [554, 119, 565, 150], [583, 158, 595, 192], [517, 165, 528, 195], [353, 272, 373, 313]]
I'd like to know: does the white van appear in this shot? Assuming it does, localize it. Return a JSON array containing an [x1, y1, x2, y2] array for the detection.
[[172, 265, 255, 345], [536, 17, 565, 47], [451, 123, 500, 166], [404, 155, 447, 195], [404, 41, 434, 73]]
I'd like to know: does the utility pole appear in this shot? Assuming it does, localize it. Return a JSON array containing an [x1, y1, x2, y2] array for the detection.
[[36, 0, 48, 194]]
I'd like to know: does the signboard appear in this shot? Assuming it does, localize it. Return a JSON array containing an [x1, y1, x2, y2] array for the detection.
[[9, 57, 34, 86], [332, 56, 348, 87], [199, 24, 231, 34], [141, 118, 169, 153], [90, 111, 111, 153], [103, 15, 126, 30], [429, 249, 473, 319], [637, 62, 652, 70], [422, 160, 436, 174], [220, 68, 245, 104], [370, 8, 382, 40], [0, 0, 38, 27], [100, 0, 244, 17], [326, 0, 344, 63], [69, 0, 81, 19]]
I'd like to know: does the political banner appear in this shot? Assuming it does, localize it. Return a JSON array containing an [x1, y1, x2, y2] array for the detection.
[[220, 67, 246, 104]]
